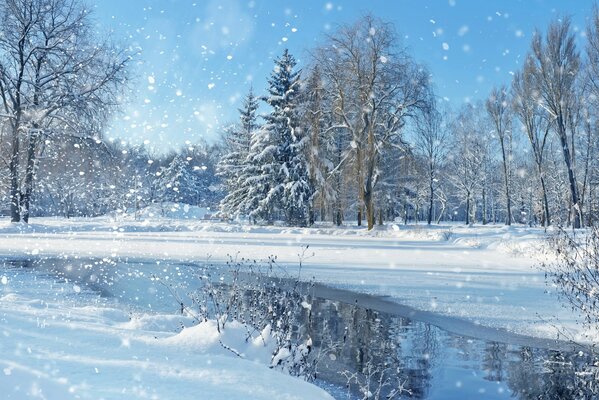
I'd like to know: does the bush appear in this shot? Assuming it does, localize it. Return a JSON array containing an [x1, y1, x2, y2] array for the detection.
[[544, 226, 599, 338], [184, 251, 326, 380]]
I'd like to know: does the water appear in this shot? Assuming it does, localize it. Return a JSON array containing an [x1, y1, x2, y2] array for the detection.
[[304, 294, 595, 399], [4, 257, 598, 399]]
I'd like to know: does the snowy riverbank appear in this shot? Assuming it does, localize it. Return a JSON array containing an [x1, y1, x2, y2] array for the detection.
[[0, 215, 577, 398]]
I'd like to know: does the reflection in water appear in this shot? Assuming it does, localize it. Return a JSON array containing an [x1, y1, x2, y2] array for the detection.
[[284, 293, 599, 399], [4, 258, 599, 399]]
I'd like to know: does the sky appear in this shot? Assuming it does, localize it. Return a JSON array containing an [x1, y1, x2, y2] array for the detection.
[[91, 0, 595, 152]]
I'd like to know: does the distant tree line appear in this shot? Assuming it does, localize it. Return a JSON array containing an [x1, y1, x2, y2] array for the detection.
[[218, 14, 599, 229], [1, 5, 598, 229], [25, 136, 223, 218]]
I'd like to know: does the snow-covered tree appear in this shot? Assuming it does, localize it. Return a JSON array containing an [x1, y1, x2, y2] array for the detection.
[[414, 105, 450, 225], [0, 0, 129, 223], [243, 49, 312, 226], [486, 85, 513, 226], [269, 50, 312, 226], [242, 124, 278, 223], [447, 104, 489, 225], [218, 89, 259, 218], [156, 154, 196, 205], [512, 62, 552, 226], [313, 15, 430, 229], [528, 18, 582, 228]]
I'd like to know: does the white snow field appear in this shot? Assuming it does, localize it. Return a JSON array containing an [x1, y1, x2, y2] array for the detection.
[[0, 254, 333, 399], [0, 211, 576, 398]]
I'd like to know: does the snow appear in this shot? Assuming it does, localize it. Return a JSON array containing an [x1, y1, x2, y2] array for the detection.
[[131, 202, 213, 220], [0, 216, 580, 397], [0, 264, 332, 399]]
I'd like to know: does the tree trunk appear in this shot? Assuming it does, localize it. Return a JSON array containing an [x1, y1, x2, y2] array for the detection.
[[427, 178, 434, 225], [9, 123, 20, 223], [482, 187, 487, 225], [21, 130, 37, 223], [557, 119, 581, 228], [436, 201, 445, 224], [363, 127, 377, 231], [356, 146, 363, 227], [365, 197, 375, 230], [335, 209, 342, 226], [465, 194, 470, 225], [364, 178, 375, 230], [538, 168, 551, 227], [500, 141, 512, 225]]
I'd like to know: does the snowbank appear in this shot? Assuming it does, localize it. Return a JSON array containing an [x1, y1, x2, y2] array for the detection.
[[0, 266, 332, 400]]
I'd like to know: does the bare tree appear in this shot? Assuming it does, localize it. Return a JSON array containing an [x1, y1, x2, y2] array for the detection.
[[0, 0, 129, 222], [414, 103, 449, 225], [512, 61, 552, 226], [486, 85, 513, 225], [528, 17, 582, 228], [586, 6, 599, 99], [584, 7, 599, 226], [448, 104, 487, 225], [314, 15, 429, 229]]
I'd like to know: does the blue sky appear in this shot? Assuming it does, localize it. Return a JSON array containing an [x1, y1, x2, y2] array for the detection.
[[92, 0, 595, 151]]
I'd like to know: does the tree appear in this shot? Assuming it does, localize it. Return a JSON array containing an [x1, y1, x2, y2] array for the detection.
[[512, 61, 552, 226], [218, 89, 259, 219], [0, 0, 129, 223], [242, 123, 277, 223], [528, 17, 582, 228], [584, 8, 599, 226], [267, 50, 312, 226], [301, 67, 329, 224], [314, 15, 429, 229], [415, 104, 449, 225], [448, 104, 488, 225], [156, 154, 195, 204], [486, 85, 513, 225], [245, 49, 312, 226], [586, 6, 599, 100]]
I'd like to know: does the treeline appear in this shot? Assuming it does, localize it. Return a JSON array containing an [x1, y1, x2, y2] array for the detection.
[[1, 5, 598, 229], [28, 137, 222, 218], [218, 14, 599, 229]]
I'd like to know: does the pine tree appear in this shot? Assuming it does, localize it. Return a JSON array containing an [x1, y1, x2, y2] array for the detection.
[[218, 89, 259, 218], [156, 154, 195, 204], [242, 124, 279, 223], [251, 49, 312, 226]]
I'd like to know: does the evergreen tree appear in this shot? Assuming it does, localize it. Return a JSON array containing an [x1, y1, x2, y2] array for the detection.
[[242, 124, 279, 223], [156, 154, 195, 204], [218, 89, 259, 218], [248, 49, 312, 226]]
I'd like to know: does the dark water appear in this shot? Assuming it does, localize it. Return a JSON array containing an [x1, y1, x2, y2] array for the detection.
[[4, 257, 598, 399]]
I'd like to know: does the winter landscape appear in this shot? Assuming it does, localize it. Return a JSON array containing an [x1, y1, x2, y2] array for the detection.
[[1, 0, 599, 399]]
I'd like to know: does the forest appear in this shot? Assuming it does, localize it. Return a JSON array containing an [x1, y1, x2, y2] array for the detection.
[[0, 4, 597, 231]]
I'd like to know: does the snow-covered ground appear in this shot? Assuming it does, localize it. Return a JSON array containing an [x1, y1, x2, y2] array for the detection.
[[0, 256, 333, 399], [0, 210, 576, 398]]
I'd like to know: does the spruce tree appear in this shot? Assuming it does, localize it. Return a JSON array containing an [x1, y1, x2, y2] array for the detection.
[[218, 89, 259, 219], [261, 49, 313, 226], [157, 154, 194, 204]]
